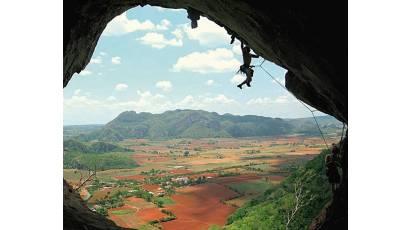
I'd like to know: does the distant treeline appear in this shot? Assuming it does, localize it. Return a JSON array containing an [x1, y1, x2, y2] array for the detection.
[[65, 110, 342, 142], [64, 139, 132, 154], [63, 139, 137, 170]]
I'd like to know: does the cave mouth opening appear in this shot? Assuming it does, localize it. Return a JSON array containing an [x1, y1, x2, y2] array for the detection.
[[64, 5, 326, 127], [63, 2, 347, 229], [64, 2, 347, 124]]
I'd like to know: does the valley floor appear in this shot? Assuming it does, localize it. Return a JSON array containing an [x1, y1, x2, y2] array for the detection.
[[64, 135, 339, 230]]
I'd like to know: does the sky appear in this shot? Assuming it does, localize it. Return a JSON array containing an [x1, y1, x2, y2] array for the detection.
[[63, 6, 324, 125]]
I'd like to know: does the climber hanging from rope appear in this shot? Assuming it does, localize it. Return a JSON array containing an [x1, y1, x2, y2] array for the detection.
[[237, 41, 259, 89], [325, 144, 341, 193]]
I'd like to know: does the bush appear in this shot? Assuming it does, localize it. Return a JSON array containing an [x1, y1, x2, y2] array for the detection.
[[226, 150, 332, 230], [95, 206, 108, 216]]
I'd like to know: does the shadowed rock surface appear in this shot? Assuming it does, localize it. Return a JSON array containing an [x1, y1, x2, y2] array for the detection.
[[64, 1, 347, 229], [63, 180, 131, 230]]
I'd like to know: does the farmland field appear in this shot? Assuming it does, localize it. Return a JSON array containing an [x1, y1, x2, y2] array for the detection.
[[64, 135, 339, 229]]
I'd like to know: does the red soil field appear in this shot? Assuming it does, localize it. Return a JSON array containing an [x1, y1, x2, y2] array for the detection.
[[127, 197, 146, 203], [142, 184, 161, 193], [266, 175, 285, 181], [136, 207, 168, 222], [108, 202, 165, 228], [210, 174, 263, 184], [114, 174, 146, 181], [162, 183, 239, 230], [169, 169, 191, 174], [109, 204, 136, 212]]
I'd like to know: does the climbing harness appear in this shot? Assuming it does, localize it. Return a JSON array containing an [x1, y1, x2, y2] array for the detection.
[[254, 58, 347, 150]]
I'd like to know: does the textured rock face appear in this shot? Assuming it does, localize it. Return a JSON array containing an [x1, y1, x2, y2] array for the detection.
[[64, 1, 347, 229], [63, 180, 130, 230], [309, 136, 348, 230]]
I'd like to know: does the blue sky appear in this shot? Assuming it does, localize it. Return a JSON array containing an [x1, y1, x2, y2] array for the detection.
[[63, 6, 323, 125]]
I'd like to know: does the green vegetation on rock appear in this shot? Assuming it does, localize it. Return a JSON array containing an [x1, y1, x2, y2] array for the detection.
[[68, 110, 342, 142], [225, 150, 331, 230]]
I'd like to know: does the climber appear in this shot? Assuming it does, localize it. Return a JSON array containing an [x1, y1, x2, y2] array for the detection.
[[237, 41, 259, 89], [325, 151, 341, 193], [331, 143, 341, 162], [187, 8, 200, 29]]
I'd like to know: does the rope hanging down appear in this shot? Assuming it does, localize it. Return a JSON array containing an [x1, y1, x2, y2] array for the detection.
[[255, 59, 329, 149]]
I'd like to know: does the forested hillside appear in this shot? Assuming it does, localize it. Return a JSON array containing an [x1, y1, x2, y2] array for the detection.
[[223, 150, 331, 230], [63, 140, 136, 170], [66, 110, 342, 142]]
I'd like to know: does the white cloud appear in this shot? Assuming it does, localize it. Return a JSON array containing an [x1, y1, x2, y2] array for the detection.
[[154, 7, 184, 12], [156, 19, 171, 30], [182, 17, 230, 46], [133, 90, 172, 111], [103, 12, 155, 36], [204, 94, 235, 104], [155, 81, 173, 92], [138, 31, 183, 49], [64, 90, 314, 125], [79, 70, 92, 76], [179, 95, 195, 105], [106, 96, 116, 101], [205, 80, 214, 86], [111, 56, 121, 64], [172, 48, 240, 73], [115, 83, 128, 91], [176, 94, 238, 109], [171, 28, 183, 40], [74, 89, 81, 96], [246, 97, 274, 106], [246, 95, 295, 106], [99, 52, 107, 56], [274, 95, 293, 104], [90, 56, 102, 64], [65, 90, 172, 116], [232, 40, 242, 55], [230, 74, 246, 85]]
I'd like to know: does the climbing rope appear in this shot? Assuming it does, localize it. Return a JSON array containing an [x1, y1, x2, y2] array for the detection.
[[255, 59, 330, 149]]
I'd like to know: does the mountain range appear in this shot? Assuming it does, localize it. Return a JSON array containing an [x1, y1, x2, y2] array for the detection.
[[66, 110, 342, 142]]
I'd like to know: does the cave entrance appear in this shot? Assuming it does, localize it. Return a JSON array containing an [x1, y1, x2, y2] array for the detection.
[[64, 5, 327, 126], [63, 4, 347, 230]]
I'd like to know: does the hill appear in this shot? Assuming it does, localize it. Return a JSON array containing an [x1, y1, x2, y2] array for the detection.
[[63, 139, 132, 154], [223, 150, 331, 230], [67, 110, 342, 142], [63, 124, 104, 140], [63, 140, 136, 170]]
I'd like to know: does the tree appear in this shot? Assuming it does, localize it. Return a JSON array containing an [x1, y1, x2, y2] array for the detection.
[[184, 151, 190, 157], [284, 171, 317, 230], [73, 165, 97, 191]]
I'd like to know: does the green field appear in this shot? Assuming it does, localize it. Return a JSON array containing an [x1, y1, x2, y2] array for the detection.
[[228, 179, 273, 195], [111, 209, 135, 215], [155, 196, 175, 206]]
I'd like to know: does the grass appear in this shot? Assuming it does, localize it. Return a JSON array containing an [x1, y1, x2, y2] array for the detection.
[[156, 196, 175, 206], [228, 179, 273, 195], [110, 209, 135, 215]]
